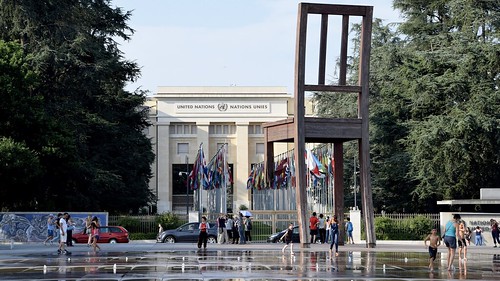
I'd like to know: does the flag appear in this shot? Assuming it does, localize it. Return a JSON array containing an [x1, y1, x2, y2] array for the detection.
[[189, 144, 207, 190], [307, 149, 326, 179]]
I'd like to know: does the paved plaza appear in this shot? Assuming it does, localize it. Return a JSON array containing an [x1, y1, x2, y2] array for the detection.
[[1, 241, 499, 280]]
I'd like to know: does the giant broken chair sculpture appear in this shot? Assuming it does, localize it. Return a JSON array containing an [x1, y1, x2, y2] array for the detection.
[[263, 3, 376, 248]]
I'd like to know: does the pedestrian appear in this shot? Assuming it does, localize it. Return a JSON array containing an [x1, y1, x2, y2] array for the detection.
[[57, 213, 70, 255], [345, 217, 354, 244], [309, 212, 319, 244], [318, 214, 326, 244], [325, 216, 331, 244], [85, 215, 93, 246], [458, 219, 468, 261], [226, 214, 234, 243], [280, 223, 294, 255], [238, 213, 246, 244], [43, 214, 55, 245], [217, 213, 227, 244], [490, 219, 500, 248], [232, 215, 240, 244], [66, 214, 75, 247], [51, 213, 62, 244], [443, 213, 460, 271], [329, 216, 339, 257], [424, 228, 441, 272], [244, 216, 252, 243], [465, 227, 472, 246], [90, 216, 101, 252], [197, 216, 209, 250], [474, 226, 483, 246]]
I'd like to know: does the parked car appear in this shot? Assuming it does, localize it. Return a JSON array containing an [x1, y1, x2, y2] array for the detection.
[[157, 222, 218, 243], [72, 226, 129, 244], [267, 226, 321, 243]]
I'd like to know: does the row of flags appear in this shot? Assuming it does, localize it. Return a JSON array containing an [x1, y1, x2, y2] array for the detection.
[[247, 147, 336, 190], [188, 143, 336, 191], [188, 144, 232, 190]]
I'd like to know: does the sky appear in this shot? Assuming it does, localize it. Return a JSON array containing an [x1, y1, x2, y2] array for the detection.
[[112, 0, 402, 94]]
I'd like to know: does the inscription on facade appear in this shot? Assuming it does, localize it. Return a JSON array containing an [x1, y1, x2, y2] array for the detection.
[[175, 102, 270, 114]]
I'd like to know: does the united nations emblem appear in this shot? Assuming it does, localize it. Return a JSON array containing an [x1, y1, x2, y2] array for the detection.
[[218, 103, 228, 112]]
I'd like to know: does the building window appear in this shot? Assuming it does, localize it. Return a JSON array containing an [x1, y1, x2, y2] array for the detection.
[[177, 143, 189, 154], [217, 143, 229, 154], [170, 123, 197, 135], [249, 124, 263, 135], [256, 143, 264, 154], [209, 124, 236, 135]]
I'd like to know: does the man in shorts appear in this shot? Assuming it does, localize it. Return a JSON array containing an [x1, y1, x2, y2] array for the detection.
[[57, 212, 71, 255]]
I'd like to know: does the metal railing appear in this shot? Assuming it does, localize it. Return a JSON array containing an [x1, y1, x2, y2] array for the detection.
[[109, 212, 441, 242]]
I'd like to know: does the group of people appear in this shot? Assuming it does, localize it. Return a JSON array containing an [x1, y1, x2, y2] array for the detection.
[[217, 212, 252, 245], [198, 212, 253, 250], [426, 214, 500, 272], [43, 213, 102, 254], [308, 212, 354, 245], [43, 213, 75, 255], [281, 212, 354, 256]]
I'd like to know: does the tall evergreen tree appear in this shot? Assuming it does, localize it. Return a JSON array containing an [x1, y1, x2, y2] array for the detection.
[[0, 0, 155, 213], [314, 1, 500, 212]]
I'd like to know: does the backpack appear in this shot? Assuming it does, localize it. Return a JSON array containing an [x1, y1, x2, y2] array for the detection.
[[247, 220, 252, 231]]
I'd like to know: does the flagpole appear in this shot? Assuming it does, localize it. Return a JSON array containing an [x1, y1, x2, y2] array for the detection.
[[222, 143, 228, 214], [198, 143, 203, 221]]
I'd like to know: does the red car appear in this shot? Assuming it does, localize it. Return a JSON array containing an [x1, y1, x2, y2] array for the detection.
[[72, 226, 129, 244]]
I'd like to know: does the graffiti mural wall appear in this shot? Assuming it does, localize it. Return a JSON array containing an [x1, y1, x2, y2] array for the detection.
[[0, 212, 108, 242]]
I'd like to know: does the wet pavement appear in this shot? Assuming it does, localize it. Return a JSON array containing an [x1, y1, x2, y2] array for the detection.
[[1, 241, 499, 280]]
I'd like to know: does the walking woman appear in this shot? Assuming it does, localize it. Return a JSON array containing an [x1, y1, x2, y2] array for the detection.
[[329, 216, 339, 257], [90, 216, 101, 252], [443, 214, 460, 271], [281, 223, 294, 255], [491, 219, 500, 248]]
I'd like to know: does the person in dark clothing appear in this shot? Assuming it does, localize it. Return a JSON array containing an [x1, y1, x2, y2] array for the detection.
[[197, 216, 209, 250], [281, 223, 294, 255]]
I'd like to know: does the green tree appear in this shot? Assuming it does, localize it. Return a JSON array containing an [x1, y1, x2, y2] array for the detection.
[[393, 0, 500, 205], [0, 40, 45, 210], [314, 1, 500, 212], [0, 1, 154, 213]]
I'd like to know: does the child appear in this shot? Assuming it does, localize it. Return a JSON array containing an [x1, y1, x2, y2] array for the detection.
[[281, 223, 294, 255], [475, 226, 483, 246], [424, 228, 441, 272]]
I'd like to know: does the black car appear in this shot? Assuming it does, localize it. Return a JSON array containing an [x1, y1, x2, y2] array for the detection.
[[267, 226, 321, 243], [156, 222, 218, 243]]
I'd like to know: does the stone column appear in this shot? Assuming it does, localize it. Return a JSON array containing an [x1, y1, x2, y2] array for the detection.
[[157, 123, 171, 213], [235, 122, 250, 210]]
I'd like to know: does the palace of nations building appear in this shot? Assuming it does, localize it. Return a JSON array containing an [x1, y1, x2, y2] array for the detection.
[[145, 86, 314, 215]]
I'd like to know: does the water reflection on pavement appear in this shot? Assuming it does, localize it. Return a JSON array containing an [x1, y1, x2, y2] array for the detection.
[[0, 243, 499, 280]]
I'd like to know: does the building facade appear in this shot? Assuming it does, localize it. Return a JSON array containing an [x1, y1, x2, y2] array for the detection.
[[146, 86, 294, 214]]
